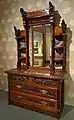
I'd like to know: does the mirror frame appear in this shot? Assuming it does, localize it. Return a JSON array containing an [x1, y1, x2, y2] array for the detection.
[[20, 1, 55, 71]]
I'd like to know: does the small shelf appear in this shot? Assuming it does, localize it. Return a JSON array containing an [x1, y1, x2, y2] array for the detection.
[[55, 34, 62, 37], [18, 46, 26, 50], [62, 33, 67, 35], [55, 66, 63, 70], [15, 36, 25, 39], [21, 63, 26, 65], [19, 56, 26, 60], [54, 58, 63, 61], [54, 46, 63, 49]]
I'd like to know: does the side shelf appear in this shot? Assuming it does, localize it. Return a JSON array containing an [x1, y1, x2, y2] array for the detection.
[[14, 26, 27, 69], [53, 21, 67, 71]]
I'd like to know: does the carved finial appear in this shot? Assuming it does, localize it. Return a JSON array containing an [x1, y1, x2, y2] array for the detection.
[[62, 19, 67, 27], [14, 26, 20, 37], [49, 1, 54, 15], [14, 26, 17, 32], [62, 20, 65, 25], [49, 1, 53, 7], [61, 20, 67, 33], [20, 8, 27, 21]]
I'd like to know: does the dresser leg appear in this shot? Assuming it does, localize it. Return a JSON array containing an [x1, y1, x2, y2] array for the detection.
[[8, 99, 11, 105], [56, 113, 60, 120]]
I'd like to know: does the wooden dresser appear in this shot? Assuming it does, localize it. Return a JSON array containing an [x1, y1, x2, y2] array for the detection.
[[5, 67, 64, 119]]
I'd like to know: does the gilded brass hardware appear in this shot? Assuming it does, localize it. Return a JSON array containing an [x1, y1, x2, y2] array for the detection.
[[17, 95, 22, 98], [40, 90, 48, 94], [16, 85, 22, 89], [41, 101, 47, 105]]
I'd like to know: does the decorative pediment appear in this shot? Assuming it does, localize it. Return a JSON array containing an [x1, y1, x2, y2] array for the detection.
[[20, 1, 54, 20]]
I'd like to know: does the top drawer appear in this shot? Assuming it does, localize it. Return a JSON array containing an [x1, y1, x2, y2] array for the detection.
[[8, 75, 60, 88]]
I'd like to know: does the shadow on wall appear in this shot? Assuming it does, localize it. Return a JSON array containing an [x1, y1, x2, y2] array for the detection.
[[54, 10, 74, 105], [64, 27, 73, 105], [60, 27, 73, 117]]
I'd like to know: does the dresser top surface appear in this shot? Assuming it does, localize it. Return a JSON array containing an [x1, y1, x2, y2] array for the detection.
[[5, 67, 65, 80]]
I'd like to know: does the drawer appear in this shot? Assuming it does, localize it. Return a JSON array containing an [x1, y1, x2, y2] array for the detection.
[[10, 82, 59, 99], [9, 75, 59, 88], [28, 77, 59, 88], [10, 91, 58, 109]]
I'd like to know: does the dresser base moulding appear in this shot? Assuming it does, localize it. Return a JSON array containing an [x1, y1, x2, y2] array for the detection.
[[9, 99, 61, 119]]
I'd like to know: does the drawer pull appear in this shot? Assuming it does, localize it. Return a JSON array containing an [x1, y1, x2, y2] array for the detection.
[[40, 90, 48, 95], [17, 95, 22, 98], [43, 80, 56, 85], [16, 85, 22, 89], [18, 76, 27, 81], [35, 79, 57, 86], [11, 76, 27, 81], [41, 101, 47, 105]]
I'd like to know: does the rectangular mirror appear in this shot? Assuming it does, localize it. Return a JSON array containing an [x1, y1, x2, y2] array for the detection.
[[29, 24, 53, 68], [33, 31, 43, 66]]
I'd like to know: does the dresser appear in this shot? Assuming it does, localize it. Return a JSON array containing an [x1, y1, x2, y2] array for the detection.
[[5, 67, 64, 119], [5, 1, 67, 119]]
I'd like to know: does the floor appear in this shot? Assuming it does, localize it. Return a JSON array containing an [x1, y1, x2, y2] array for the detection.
[[0, 90, 74, 120]]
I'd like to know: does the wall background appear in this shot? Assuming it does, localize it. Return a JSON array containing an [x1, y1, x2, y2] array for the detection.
[[0, 0, 74, 105]]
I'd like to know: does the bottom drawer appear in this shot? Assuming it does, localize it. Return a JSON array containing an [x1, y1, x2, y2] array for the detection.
[[10, 91, 58, 109]]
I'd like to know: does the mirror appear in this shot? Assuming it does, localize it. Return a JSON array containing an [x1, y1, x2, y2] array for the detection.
[[33, 30, 43, 66], [29, 24, 53, 68]]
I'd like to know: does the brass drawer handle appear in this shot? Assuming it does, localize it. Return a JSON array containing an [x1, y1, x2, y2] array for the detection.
[[12, 76, 27, 81], [18, 76, 27, 81], [16, 85, 22, 89], [17, 95, 22, 98], [35, 79, 57, 86], [40, 90, 48, 95], [41, 101, 47, 105]]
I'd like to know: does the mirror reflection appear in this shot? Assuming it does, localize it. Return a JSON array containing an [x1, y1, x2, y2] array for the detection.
[[33, 30, 43, 66], [29, 24, 52, 68]]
